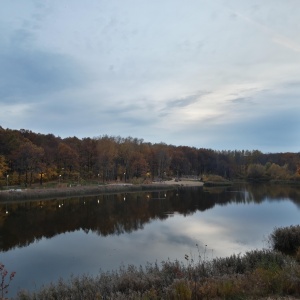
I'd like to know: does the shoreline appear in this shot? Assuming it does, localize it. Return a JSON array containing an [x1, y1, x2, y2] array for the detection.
[[0, 179, 204, 202]]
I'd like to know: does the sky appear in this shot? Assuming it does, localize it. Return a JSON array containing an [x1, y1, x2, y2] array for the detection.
[[1, 0, 300, 153]]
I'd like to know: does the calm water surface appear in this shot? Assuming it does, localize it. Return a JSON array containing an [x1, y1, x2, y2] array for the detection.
[[1, 184, 300, 297]]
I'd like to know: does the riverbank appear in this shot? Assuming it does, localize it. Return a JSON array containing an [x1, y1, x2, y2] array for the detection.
[[14, 248, 300, 300], [0, 179, 204, 202], [13, 225, 300, 299]]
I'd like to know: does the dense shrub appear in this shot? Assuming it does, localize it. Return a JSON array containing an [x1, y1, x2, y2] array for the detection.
[[270, 225, 300, 254], [202, 175, 227, 182], [246, 163, 266, 180]]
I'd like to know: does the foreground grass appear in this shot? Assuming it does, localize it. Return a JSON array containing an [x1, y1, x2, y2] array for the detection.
[[9, 225, 300, 299], [15, 248, 300, 300]]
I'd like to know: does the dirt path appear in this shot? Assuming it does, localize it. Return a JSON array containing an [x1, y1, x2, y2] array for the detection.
[[0, 179, 203, 202], [161, 178, 204, 186]]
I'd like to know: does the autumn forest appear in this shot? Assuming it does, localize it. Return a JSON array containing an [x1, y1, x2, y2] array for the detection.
[[0, 126, 300, 187]]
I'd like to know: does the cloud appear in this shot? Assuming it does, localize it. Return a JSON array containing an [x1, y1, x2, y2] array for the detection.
[[160, 79, 300, 151], [227, 6, 300, 53], [229, 97, 253, 105], [191, 106, 300, 152], [0, 33, 87, 103], [1, 0, 300, 152], [166, 94, 201, 109]]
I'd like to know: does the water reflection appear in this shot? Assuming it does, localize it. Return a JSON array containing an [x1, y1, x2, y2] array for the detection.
[[1, 184, 300, 296], [1, 184, 300, 252]]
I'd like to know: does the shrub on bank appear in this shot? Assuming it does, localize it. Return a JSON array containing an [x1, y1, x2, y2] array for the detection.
[[202, 175, 227, 182], [270, 225, 300, 254], [202, 174, 232, 187]]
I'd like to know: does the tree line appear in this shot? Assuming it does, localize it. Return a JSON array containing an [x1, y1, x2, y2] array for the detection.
[[0, 126, 299, 187]]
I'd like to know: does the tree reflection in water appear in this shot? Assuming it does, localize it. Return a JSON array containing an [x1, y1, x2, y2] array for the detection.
[[1, 184, 300, 252]]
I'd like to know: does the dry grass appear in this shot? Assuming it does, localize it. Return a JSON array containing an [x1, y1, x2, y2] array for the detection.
[[10, 219, 300, 299], [15, 249, 300, 300]]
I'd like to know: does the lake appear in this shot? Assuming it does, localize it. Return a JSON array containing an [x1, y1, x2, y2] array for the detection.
[[1, 183, 300, 297]]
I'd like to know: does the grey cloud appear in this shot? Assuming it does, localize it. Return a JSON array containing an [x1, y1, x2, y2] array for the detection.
[[0, 29, 87, 103], [10, 28, 35, 47], [161, 92, 207, 112], [167, 98, 300, 152], [212, 109, 299, 152], [156, 93, 206, 118], [158, 112, 169, 118], [101, 107, 155, 127], [230, 97, 253, 104], [1, 0, 300, 153], [280, 80, 300, 90], [169, 94, 199, 108]]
